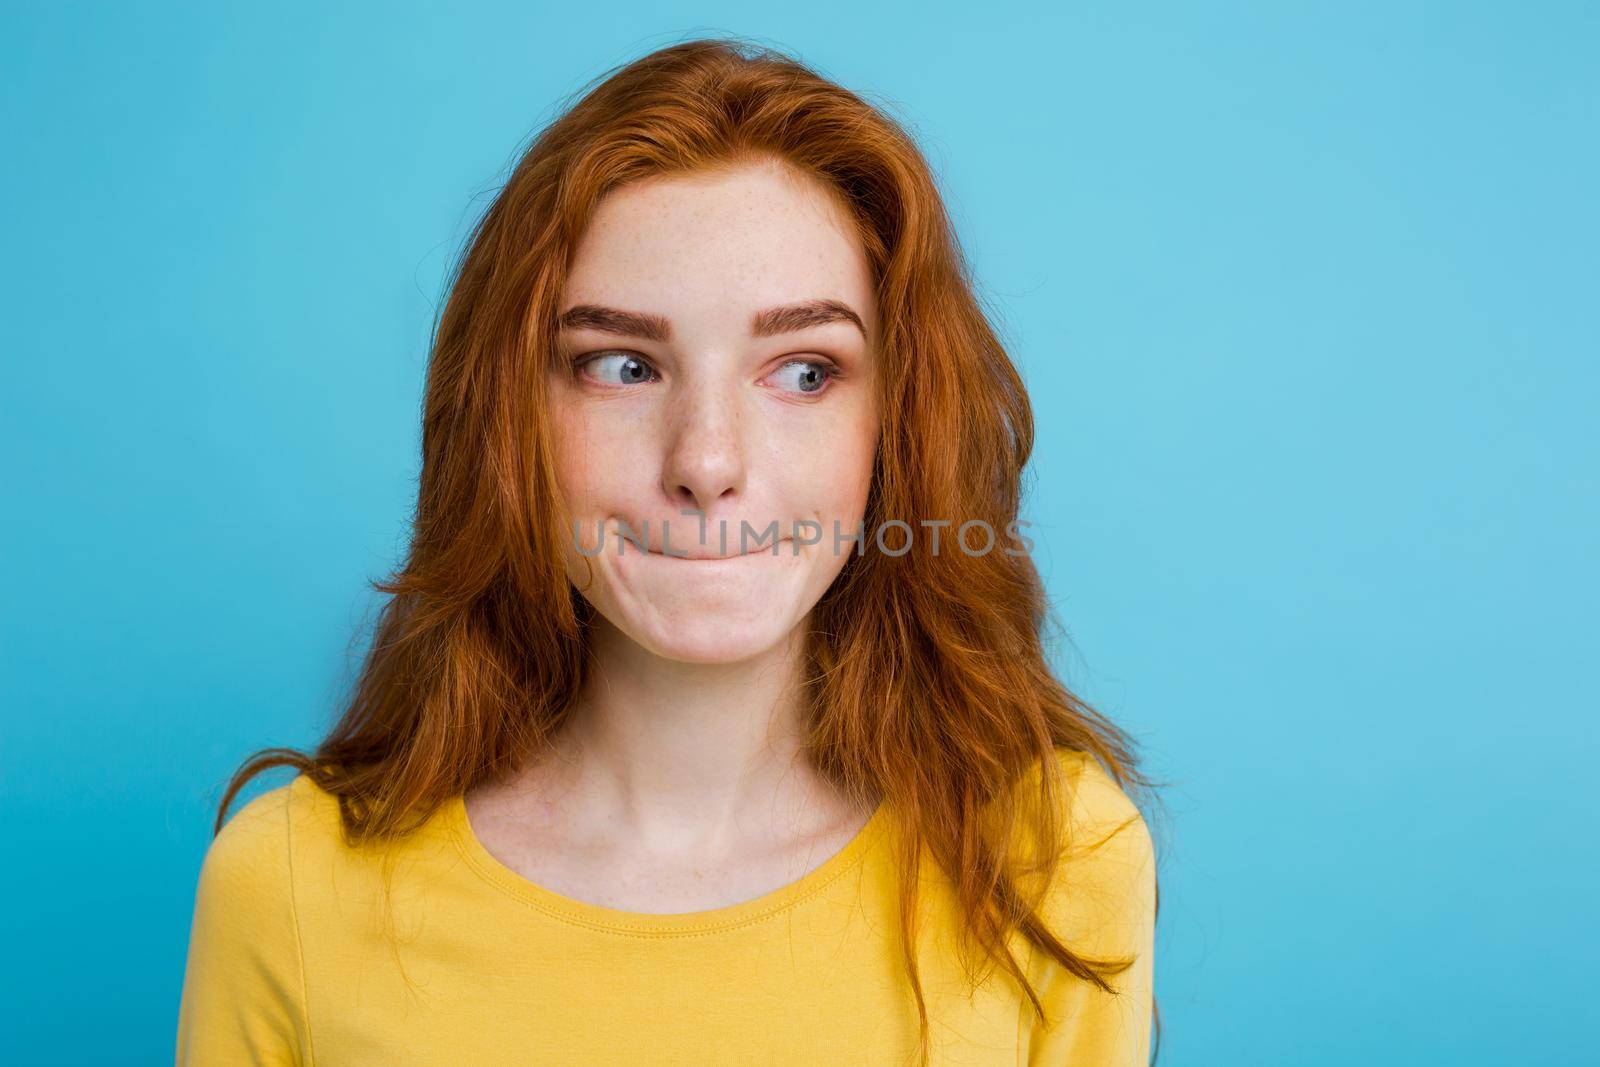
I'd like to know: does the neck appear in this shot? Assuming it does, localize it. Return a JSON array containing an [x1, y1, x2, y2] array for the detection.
[[515, 615, 849, 855]]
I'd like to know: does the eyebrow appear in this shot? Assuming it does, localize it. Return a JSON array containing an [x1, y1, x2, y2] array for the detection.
[[557, 299, 867, 342]]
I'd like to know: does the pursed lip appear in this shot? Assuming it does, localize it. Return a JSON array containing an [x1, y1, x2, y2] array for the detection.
[[641, 537, 795, 560]]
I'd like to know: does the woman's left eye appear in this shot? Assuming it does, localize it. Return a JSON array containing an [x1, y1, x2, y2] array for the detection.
[[767, 359, 833, 396]]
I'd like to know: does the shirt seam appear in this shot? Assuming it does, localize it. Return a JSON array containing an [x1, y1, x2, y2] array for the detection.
[[1016, 933, 1035, 1067], [284, 778, 317, 1067]]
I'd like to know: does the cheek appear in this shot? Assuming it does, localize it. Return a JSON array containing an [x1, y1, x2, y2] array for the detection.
[[774, 405, 879, 520], [848, 418, 880, 504], [548, 404, 616, 518], [828, 398, 880, 504]]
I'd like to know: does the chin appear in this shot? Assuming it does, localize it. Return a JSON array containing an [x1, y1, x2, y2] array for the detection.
[[627, 610, 797, 664]]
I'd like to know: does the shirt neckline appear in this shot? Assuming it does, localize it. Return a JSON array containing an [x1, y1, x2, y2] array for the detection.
[[446, 791, 892, 937]]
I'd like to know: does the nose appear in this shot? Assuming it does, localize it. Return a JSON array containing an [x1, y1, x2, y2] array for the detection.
[[660, 379, 746, 518]]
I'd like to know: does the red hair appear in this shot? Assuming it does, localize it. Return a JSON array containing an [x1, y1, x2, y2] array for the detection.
[[216, 35, 1164, 1065]]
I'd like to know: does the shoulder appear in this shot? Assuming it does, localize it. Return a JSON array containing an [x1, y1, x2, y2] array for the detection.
[[195, 774, 345, 901], [1031, 748, 1156, 954], [1016, 750, 1157, 1061], [179, 779, 315, 1060], [198, 780, 296, 893], [1051, 748, 1150, 853], [1013, 747, 1150, 850], [181, 776, 348, 1001]]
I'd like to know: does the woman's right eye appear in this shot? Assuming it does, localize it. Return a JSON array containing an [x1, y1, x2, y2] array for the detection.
[[577, 352, 657, 386]]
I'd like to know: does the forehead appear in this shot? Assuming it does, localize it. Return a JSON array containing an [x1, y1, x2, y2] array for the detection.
[[562, 158, 876, 333]]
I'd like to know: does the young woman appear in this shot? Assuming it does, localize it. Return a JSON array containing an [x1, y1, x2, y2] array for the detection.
[[176, 37, 1162, 1066]]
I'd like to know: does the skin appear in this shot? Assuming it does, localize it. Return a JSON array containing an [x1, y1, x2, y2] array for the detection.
[[462, 155, 883, 912]]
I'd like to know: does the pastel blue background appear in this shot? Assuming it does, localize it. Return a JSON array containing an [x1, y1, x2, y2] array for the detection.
[[3, 3, 1594, 1063]]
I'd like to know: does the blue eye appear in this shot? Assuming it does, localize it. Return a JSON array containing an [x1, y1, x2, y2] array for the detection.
[[769, 359, 832, 395], [579, 352, 656, 386], [572, 353, 835, 394]]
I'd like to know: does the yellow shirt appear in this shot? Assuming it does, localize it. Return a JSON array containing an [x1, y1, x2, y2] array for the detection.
[[176, 748, 1155, 1065]]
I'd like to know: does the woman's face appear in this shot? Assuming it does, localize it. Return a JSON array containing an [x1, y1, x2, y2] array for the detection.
[[549, 156, 880, 664]]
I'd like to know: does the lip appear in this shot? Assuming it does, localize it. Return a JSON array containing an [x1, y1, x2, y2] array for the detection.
[[639, 537, 795, 561]]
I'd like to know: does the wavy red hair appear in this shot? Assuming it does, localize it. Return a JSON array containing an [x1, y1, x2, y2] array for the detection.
[[215, 35, 1164, 1065]]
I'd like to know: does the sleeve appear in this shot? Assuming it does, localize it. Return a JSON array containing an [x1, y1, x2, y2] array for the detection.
[[175, 781, 309, 1067], [1021, 751, 1157, 1067]]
